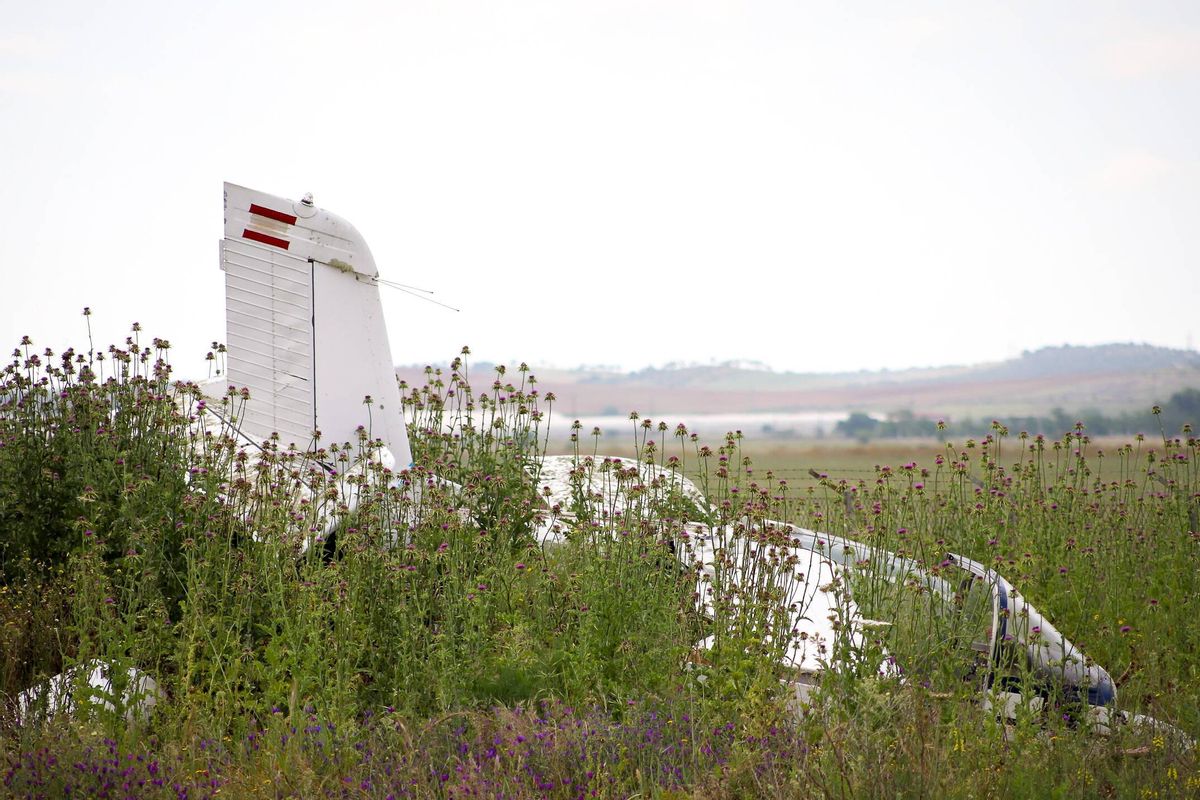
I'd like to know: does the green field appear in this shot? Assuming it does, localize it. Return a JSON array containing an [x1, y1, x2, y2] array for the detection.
[[731, 435, 1152, 489], [554, 431, 1152, 493], [3, 344, 1199, 798]]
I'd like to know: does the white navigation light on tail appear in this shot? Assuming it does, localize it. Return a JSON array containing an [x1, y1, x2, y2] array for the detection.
[[220, 183, 412, 467]]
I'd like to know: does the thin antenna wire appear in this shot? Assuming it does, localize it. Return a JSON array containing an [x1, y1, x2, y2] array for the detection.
[[374, 279, 461, 312], [199, 401, 337, 473], [375, 278, 437, 294]]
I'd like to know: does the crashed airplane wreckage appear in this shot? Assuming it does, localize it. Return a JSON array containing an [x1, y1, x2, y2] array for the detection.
[[18, 184, 1191, 747]]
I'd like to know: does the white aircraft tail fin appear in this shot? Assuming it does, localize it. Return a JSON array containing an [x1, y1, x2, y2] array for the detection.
[[220, 182, 412, 468]]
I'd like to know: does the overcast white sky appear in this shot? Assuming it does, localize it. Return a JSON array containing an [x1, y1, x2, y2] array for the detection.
[[2, 1, 1197, 376]]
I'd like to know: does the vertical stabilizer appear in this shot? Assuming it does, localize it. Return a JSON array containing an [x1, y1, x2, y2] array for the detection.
[[221, 183, 412, 467]]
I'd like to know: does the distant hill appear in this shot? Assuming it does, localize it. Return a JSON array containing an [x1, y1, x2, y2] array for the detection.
[[398, 343, 1200, 421], [967, 343, 1200, 380]]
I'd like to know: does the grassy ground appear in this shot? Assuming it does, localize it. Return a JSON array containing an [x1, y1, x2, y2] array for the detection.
[[553, 434, 1146, 492], [3, 342, 1198, 798], [730, 435, 1145, 490]]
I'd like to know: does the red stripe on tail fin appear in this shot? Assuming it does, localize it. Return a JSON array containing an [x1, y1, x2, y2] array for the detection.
[[248, 203, 298, 225], [242, 228, 291, 250]]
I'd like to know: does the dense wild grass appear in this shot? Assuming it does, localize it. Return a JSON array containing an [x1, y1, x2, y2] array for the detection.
[[1, 328, 1198, 798]]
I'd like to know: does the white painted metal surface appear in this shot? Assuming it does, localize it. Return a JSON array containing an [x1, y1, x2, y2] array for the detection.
[[16, 660, 162, 725], [220, 238, 315, 447], [534, 455, 890, 677], [220, 183, 412, 466]]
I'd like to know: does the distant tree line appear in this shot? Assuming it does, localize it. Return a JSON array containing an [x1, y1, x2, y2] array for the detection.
[[835, 388, 1200, 441]]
